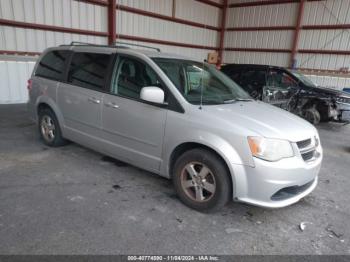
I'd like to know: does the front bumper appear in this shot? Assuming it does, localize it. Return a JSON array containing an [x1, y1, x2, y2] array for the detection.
[[337, 102, 350, 121], [231, 143, 322, 208]]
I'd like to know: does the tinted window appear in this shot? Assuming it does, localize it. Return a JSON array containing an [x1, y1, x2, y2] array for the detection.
[[68, 53, 111, 90], [111, 57, 164, 100], [35, 50, 70, 81], [222, 68, 241, 82], [240, 70, 266, 87]]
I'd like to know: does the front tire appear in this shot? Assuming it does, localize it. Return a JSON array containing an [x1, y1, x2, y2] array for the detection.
[[304, 107, 321, 125], [38, 108, 67, 147], [173, 149, 231, 212]]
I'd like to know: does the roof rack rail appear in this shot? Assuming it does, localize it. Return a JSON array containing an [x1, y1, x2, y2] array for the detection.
[[60, 41, 130, 49], [59, 41, 160, 52], [114, 41, 161, 52]]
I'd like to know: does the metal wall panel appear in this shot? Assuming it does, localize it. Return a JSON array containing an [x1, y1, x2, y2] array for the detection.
[[0, 26, 108, 53], [302, 0, 350, 26], [305, 74, 350, 90], [295, 0, 350, 71], [226, 3, 298, 27], [115, 39, 216, 61], [299, 29, 350, 51], [223, 2, 296, 66], [0, 0, 107, 31], [0, 60, 35, 104], [224, 30, 293, 49], [175, 0, 221, 27], [116, 10, 219, 47], [296, 53, 350, 71], [118, 0, 173, 16], [0, 0, 221, 103], [223, 51, 290, 67]]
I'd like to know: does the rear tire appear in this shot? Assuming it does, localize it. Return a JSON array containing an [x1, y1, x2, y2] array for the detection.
[[172, 148, 231, 212], [38, 108, 67, 147]]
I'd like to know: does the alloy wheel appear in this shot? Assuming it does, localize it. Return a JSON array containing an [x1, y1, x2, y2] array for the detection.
[[180, 162, 216, 202], [40, 115, 55, 142]]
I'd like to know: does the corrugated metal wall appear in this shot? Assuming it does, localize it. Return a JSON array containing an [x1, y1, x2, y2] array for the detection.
[[0, 59, 35, 104], [0, 0, 221, 104], [1, 0, 350, 104], [305, 74, 350, 90], [223, 1, 297, 67], [223, 0, 350, 90], [297, 0, 350, 70], [0, 0, 108, 52], [116, 0, 220, 60]]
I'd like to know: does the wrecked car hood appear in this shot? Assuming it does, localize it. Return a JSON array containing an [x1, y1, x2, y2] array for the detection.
[[306, 85, 350, 101]]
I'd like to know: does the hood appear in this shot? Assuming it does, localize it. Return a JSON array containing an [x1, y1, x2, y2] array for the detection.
[[202, 101, 317, 142], [306, 85, 350, 100]]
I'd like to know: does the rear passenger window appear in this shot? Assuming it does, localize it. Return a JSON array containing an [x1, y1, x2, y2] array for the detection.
[[68, 53, 111, 90], [35, 50, 70, 81]]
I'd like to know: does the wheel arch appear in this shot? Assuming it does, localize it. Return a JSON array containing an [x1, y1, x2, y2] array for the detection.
[[167, 141, 238, 198], [35, 96, 65, 132]]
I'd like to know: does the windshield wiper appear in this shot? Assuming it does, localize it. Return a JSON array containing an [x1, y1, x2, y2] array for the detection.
[[224, 98, 253, 104], [236, 98, 254, 101]]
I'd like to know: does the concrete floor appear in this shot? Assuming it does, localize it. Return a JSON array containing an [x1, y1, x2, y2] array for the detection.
[[0, 104, 349, 255]]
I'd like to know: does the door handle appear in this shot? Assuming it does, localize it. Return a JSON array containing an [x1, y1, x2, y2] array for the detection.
[[104, 102, 119, 109], [88, 97, 101, 104]]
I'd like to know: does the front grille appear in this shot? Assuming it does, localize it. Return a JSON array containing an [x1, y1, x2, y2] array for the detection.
[[297, 138, 311, 149], [301, 150, 315, 161], [271, 179, 315, 201], [296, 137, 318, 162]]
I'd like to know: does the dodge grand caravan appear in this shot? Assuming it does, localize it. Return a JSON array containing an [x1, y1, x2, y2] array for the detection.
[[28, 42, 323, 211]]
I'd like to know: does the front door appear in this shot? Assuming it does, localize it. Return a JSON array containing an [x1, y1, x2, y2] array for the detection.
[[101, 56, 167, 172], [263, 69, 299, 109]]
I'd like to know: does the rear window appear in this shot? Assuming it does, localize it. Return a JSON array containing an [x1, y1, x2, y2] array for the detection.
[[67, 52, 111, 90], [35, 50, 70, 81]]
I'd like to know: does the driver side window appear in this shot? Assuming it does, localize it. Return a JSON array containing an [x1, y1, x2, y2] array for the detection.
[[111, 57, 164, 100], [266, 70, 298, 89]]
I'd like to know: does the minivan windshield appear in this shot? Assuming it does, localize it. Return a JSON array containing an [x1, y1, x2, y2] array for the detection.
[[288, 70, 317, 88], [153, 58, 251, 105]]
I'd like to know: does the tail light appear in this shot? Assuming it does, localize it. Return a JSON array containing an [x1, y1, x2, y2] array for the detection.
[[27, 79, 33, 91]]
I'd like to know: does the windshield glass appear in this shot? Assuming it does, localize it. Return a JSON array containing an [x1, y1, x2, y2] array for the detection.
[[152, 58, 251, 105], [289, 70, 317, 88]]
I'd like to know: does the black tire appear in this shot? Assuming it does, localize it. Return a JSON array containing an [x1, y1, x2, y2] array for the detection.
[[172, 148, 231, 212], [304, 107, 321, 125], [38, 108, 67, 147]]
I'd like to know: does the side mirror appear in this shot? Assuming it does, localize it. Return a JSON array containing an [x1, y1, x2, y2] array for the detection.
[[140, 86, 165, 104]]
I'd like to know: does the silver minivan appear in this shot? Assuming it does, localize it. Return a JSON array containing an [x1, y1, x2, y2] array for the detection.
[[28, 43, 323, 211]]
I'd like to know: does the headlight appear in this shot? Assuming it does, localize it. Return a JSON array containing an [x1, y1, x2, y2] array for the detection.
[[247, 136, 294, 162]]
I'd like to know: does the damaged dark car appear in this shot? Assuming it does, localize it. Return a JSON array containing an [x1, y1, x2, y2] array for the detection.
[[221, 64, 350, 124]]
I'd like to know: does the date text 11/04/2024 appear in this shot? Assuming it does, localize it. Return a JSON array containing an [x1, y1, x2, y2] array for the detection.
[[127, 256, 220, 261]]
